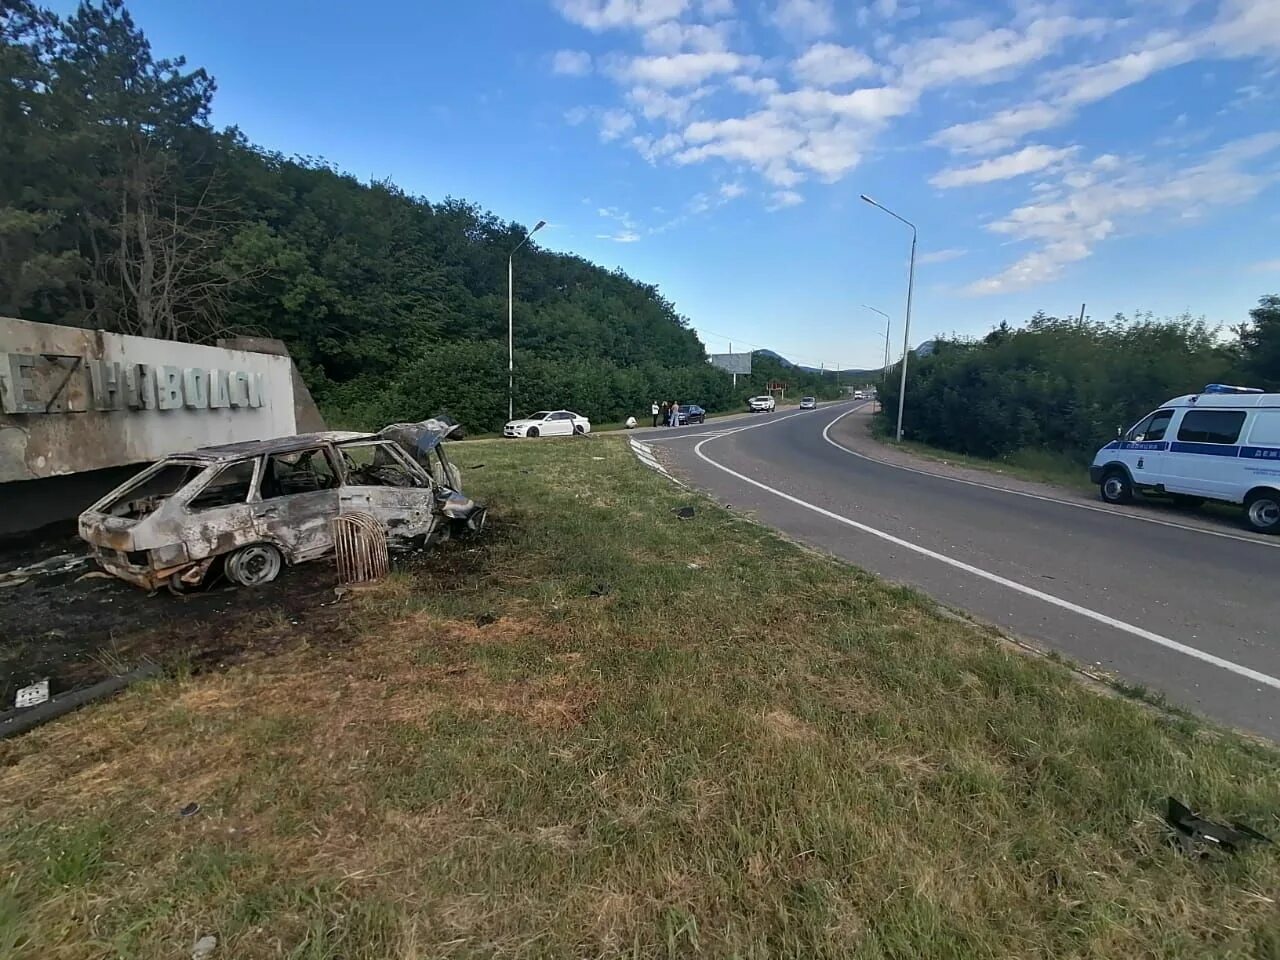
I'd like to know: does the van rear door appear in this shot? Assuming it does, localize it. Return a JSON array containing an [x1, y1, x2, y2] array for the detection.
[[1163, 408, 1248, 500]]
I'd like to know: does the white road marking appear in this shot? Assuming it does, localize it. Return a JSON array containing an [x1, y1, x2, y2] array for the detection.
[[693, 410, 1280, 692], [820, 408, 1279, 550]]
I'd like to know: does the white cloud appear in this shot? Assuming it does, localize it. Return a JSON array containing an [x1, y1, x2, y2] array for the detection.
[[792, 122, 866, 180], [679, 110, 808, 178], [555, 0, 689, 31], [616, 51, 761, 87], [1208, 0, 1280, 57], [930, 144, 1077, 188], [1250, 258, 1280, 273], [642, 20, 732, 53], [931, 102, 1067, 154], [967, 134, 1280, 295], [771, 0, 836, 39], [627, 84, 710, 121], [767, 190, 805, 209], [596, 205, 641, 242], [897, 16, 1106, 91], [918, 248, 967, 264], [631, 131, 685, 161], [701, 0, 734, 14], [719, 181, 746, 198], [552, 49, 593, 76], [792, 42, 876, 86], [1050, 37, 1198, 108], [767, 85, 917, 122], [729, 74, 780, 96], [564, 106, 591, 126], [599, 108, 637, 140]]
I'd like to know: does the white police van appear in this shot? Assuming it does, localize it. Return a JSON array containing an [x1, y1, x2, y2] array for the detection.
[[1090, 384, 1280, 533]]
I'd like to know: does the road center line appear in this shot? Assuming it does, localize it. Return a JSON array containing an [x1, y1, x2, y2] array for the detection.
[[693, 410, 1280, 692], [820, 408, 1278, 550]]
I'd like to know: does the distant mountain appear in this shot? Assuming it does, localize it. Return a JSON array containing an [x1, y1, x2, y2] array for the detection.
[[751, 348, 880, 379]]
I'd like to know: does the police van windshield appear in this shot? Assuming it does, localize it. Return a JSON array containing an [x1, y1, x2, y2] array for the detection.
[[1125, 409, 1174, 442]]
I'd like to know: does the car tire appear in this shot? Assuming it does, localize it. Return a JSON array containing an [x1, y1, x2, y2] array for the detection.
[[527, 427, 540, 438], [574, 424, 585, 435], [1170, 494, 1204, 509], [1244, 489, 1280, 534], [1099, 468, 1133, 505], [225, 543, 283, 587]]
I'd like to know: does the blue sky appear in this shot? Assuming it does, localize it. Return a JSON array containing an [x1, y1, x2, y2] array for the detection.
[[88, 0, 1280, 369]]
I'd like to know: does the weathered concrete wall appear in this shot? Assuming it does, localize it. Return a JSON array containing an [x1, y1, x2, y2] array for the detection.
[[217, 335, 326, 433], [0, 317, 297, 483]]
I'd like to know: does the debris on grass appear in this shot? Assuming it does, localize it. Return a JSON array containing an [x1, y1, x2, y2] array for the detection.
[[1164, 796, 1273, 857], [674, 505, 696, 520], [13, 680, 49, 709]]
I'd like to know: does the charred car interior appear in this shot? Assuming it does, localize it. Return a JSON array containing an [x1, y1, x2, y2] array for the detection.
[[78, 423, 485, 592]]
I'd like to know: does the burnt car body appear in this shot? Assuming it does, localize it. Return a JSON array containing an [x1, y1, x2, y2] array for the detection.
[[78, 426, 484, 591]]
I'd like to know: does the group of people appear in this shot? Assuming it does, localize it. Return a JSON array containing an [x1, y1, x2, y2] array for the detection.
[[652, 400, 683, 427]]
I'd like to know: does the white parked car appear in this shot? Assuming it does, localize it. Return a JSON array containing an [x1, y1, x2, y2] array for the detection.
[[853, 390, 866, 400], [503, 410, 592, 438], [799, 397, 817, 410], [748, 395, 776, 412], [1090, 384, 1280, 533]]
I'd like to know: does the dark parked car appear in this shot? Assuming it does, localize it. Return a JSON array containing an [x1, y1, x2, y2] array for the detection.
[[676, 404, 706, 425]]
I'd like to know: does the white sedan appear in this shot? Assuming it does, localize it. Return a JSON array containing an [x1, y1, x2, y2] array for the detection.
[[748, 395, 776, 412], [503, 410, 592, 438]]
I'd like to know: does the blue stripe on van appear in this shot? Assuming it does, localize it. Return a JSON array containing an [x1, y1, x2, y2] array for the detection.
[[1240, 446, 1280, 460], [1167, 441, 1241, 457]]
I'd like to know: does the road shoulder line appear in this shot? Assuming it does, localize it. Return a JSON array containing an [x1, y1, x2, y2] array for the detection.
[[692, 411, 1280, 693], [820, 408, 1277, 550]]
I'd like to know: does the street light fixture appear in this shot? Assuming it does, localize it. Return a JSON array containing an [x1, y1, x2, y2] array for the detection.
[[508, 219, 546, 422], [860, 194, 916, 442], [861, 304, 891, 395]]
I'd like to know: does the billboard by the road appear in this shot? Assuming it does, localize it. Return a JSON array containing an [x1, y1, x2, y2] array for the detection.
[[710, 352, 752, 375]]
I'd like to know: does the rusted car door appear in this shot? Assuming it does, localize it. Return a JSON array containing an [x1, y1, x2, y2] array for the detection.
[[252, 445, 341, 562], [335, 440, 438, 540]]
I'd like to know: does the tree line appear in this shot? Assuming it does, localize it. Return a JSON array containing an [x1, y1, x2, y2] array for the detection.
[[878, 296, 1280, 464], [0, 0, 845, 433]]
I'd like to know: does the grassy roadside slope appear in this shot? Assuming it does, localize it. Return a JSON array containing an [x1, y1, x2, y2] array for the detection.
[[1, 437, 1277, 958]]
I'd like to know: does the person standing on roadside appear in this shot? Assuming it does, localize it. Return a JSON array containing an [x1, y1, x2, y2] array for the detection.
[[651, 400, 659, 428], [659, 400, 669, 427], [670, 400, 680, 427]]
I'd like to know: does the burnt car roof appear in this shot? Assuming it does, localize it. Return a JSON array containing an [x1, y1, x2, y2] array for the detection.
[[185, 431, 377, 462]]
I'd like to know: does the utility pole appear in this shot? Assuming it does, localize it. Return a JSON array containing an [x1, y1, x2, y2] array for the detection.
[[861, 195, 916, 442], [507, 219, 546, 422]]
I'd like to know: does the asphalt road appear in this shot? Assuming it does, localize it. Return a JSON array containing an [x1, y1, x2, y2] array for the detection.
[[645, 400, 1280, 739]]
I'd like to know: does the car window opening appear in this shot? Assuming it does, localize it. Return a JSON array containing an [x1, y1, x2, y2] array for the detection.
[[99, 462, 202, 520]]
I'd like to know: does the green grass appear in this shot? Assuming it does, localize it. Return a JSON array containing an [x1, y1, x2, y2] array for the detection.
[[870, 420, 1096, 493], [1, 437, 1277, 958]]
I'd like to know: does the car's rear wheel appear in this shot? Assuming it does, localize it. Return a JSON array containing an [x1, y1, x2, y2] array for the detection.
[[1244, 489, 1280, 534], [1100, 468, 1133, 505], [226, 543, 283, 587], [527, 427, 540, 438]]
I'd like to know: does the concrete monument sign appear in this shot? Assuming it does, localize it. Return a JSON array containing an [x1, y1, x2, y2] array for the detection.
[[0, 317, 297, 483]]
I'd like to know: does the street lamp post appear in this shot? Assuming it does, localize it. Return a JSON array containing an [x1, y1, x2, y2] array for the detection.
[[862, 304, 890, 401], [508, 219, 546, 422], [860, 195, 916, 442]]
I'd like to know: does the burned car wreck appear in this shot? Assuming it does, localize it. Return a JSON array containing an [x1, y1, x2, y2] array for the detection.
[[78, 422, 485, 591]]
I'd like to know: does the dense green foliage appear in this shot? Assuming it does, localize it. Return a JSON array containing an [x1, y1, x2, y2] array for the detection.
[[879, 301, 1279, 465], [0, 1, 845, 432]]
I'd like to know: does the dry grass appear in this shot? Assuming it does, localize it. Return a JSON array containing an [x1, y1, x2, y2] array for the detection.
[[1, 436, 1278, 959]]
